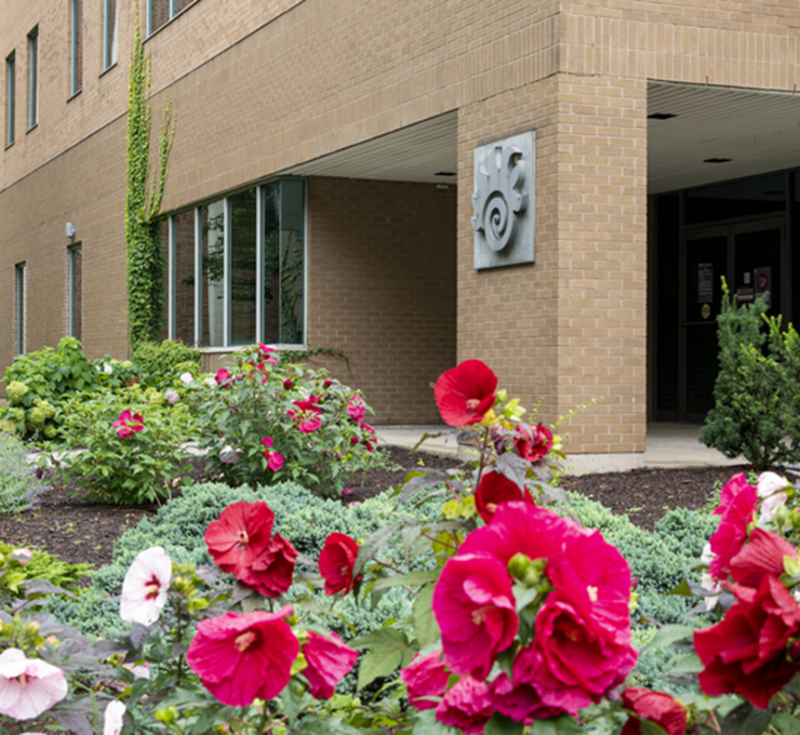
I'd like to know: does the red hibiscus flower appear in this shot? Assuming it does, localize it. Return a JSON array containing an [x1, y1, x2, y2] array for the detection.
[[186, 608, 298, 707], [434, 360, 498, 426], [621, 688, 687, 735], [695, 574, 800, 709], [301, 631, 359, 699], [473, 470, 535, 524], [435, 677, 494, 735], [318, 533, 360, 596], [432, 552, 517, 680], [113, 409, 144, 439], [515, 423, 554, 462], [401, 650, 450, 711], [360, 422, 377, 452], [214, 368, 232, 386], [239, 534, 297, 597], [204, 501, 275, 575], [709, 476, 758, 580], [730, 527, 799, 589], [488, 670, 569, 722]]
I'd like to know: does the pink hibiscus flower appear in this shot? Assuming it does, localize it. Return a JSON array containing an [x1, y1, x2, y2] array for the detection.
[[0, 648, 68, 720], [709, 475, 758, 580], [214, 368, 232, 386], [204, 501, 275, 575], [113, 409, 144, 439], [401, 650, 450, 711], [434, 359, 498, 426], [435, 677, 494, 734], [347, 396, 366, 422], [119, 546, 172, 627], [186, 608, 299, 707], [432, 552, 517, 680], [288, 397, 323, 433], [301, 631, 359, 699], [262, 436, 285, 472]]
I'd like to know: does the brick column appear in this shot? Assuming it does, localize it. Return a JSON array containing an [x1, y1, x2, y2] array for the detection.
[[457, 74, 648, 460]]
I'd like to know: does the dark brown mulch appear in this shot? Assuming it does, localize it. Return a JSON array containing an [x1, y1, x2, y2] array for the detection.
[[0, 446, 749, 571]]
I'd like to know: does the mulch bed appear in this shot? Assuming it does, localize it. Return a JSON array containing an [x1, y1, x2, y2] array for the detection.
[[0, 447, 749, 572]]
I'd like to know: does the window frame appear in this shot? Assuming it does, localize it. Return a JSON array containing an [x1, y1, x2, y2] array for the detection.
[[164, 179, 308, 350], [103, 0, 118, 71], [15, 263, 26, 356], [27, 28, 38, 130], [68, 244, 82, 339], [6, 51, 15, 147], [147, 0, 198, 37], [70, 0, 82, 97]]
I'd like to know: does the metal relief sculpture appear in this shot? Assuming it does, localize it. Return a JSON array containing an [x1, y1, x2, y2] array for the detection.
[[472, 131, 535, 269]]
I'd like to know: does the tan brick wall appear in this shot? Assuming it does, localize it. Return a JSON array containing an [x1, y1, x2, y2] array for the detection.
[[457, 74, 648, 454], [305, 177, 457, 424]]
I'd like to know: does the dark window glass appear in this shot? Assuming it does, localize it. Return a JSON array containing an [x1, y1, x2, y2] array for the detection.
[[27, 29, 37, 129], [6, 52, 15, 146], [173, 210, 196, 344], [69, 245, 82, 341], [230, 189, 257, 346], [70, 0, 83, 95]]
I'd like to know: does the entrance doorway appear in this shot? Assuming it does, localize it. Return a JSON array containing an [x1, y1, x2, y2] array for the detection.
[[679, 218, 786, 421]]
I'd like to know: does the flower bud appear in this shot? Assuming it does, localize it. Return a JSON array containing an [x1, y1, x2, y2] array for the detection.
[[9, 549, 32, 566], [154, 707, 179, 724], [26, 621, 40, 635]]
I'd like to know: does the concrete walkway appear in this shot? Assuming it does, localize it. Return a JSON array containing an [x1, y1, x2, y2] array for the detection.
[[374, 421, 745, 475]]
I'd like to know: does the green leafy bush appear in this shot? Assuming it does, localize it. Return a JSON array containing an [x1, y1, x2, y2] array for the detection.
[[0, 431, 50, 512], [47, 388, 198, 504], [0, 541, 92, 596], [700, 278, 800, 469], [192, 344, 391, 495], [1, 337, 97, 438], [132, 339, 202, 387]]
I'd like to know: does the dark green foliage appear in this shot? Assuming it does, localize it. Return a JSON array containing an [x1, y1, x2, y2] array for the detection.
[[132, 339, 201, 387], [701, 278, 800, 469], [1, 337, 96, 437]]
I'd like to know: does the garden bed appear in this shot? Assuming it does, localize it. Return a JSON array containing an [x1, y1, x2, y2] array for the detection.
[[0, 445, 745, 568]]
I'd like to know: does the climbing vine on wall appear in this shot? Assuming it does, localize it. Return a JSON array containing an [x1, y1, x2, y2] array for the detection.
[[125, 7, 175, 347]]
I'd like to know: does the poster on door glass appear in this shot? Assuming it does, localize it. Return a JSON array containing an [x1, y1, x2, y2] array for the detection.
[[698, 263, 713, 303], [754, 266, 771, 308]]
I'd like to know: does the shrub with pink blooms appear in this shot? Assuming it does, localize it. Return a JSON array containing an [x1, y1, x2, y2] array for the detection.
[[192, 344, 390, 495]]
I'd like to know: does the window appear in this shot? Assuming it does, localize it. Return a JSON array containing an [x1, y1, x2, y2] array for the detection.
[[15, 263, 25, 355], [103, 0, 118, 70], [5, 52, 14, 147], [164, 179, 306, 348], [148, 0, 198, 36], [27, 28, 37, 129], [70, 0, 82, 96], [68, 245, 82, 340]]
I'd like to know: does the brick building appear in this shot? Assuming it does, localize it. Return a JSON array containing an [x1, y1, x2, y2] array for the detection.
[[3, 0, 800, 467]]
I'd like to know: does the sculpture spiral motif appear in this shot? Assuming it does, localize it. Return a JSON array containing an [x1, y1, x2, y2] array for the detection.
[[472, 144, 528, 253]]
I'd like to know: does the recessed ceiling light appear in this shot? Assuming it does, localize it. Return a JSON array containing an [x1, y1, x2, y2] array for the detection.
[[703, 158, 732, 164], [434, 171, 457, 177], [647, 113, 678, 120]]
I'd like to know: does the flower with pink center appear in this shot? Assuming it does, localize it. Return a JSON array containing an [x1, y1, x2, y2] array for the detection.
[[164, 389, 180, 405], [434, 359, 498, 427], [262, 437, 284, 472], [238, 533, 297, 597], [219, 445, 241, 463], [709, 474, 758, 580], [757, 471, 790, 499], [0, 648, 68, 720], [180, 372, 193, 384], [186, 607, 299, 707], [435, 677, 494, 734], [433, 551, 517, 680], [400, 650, 450, 711], [103, 700, 126, 735], [204, 501, 275, 575], [113, 409, 144, 439], [301, 631, 359, 699], [347, 395, 366, 422], [9, 548, 32, 566], [119, 546, 172, 627], [759, 491, 788, 524]]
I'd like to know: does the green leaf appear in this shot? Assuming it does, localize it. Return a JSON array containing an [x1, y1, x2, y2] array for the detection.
[[639, 721, 669, 735], [529, 716, 582, 735], [668, 652, 703, 674], [771, 712, 800, 735], [356, 647, 402, 691], [411, 709, 461, 734], [642, 624, 695, 651], [720, 702, 772, 735], [279, 677, 313, 726], [484, 712, 525, 734], [413, 583, 440, 647], [373, 570, 439, 590]]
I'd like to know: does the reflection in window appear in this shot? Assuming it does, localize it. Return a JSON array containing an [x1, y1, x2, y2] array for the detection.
[[165, 180, 305, 348]]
